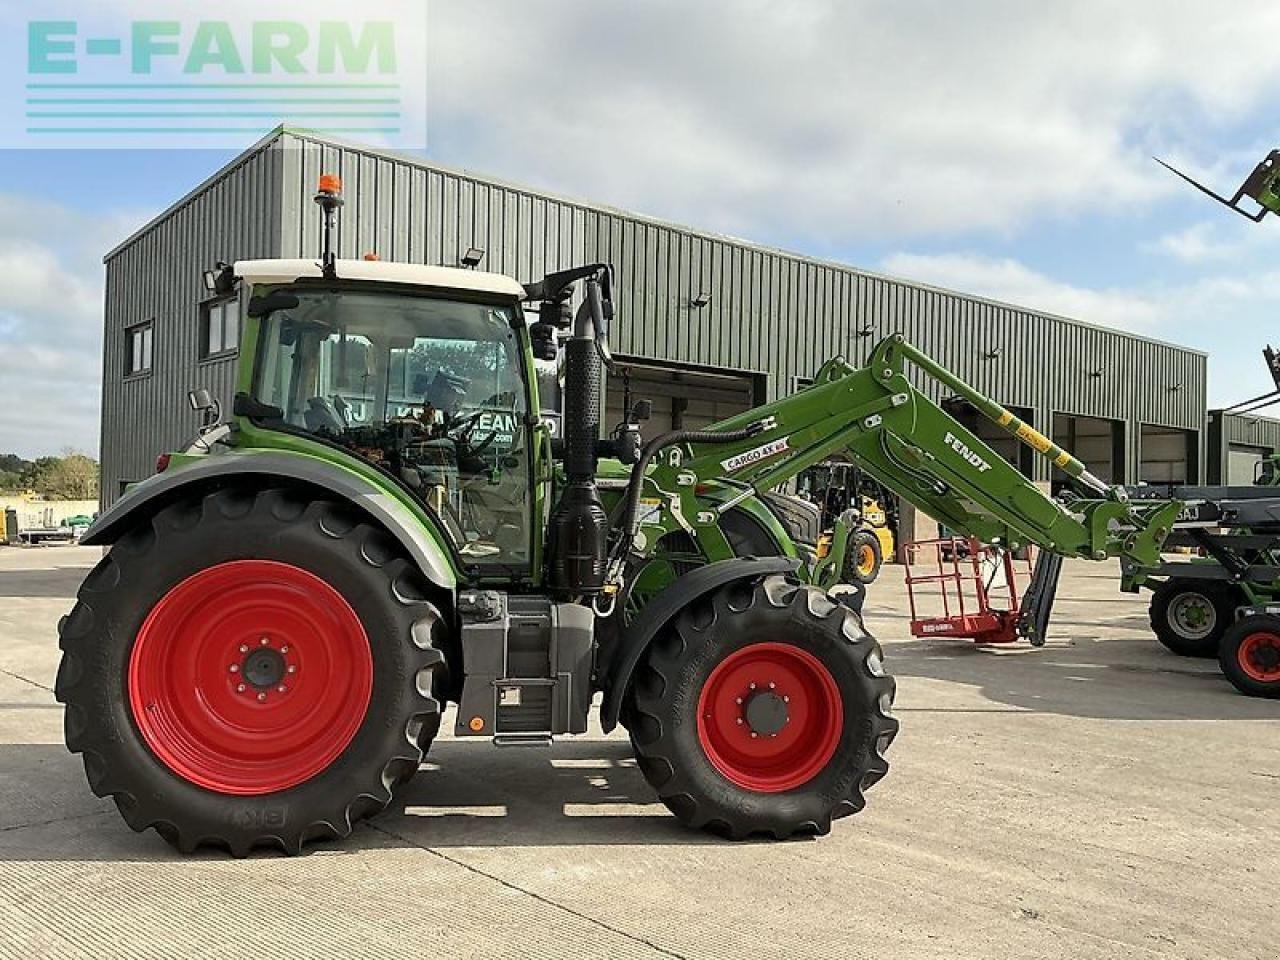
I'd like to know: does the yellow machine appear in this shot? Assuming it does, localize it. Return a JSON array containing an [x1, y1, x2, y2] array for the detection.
[[801, 461, 897, 584]]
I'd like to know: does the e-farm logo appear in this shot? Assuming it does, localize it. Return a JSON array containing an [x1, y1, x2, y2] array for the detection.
[[4, 2, 427, 148]]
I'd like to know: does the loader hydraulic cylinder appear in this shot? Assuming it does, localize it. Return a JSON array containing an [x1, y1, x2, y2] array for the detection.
[[896, 342, 1110, 495]]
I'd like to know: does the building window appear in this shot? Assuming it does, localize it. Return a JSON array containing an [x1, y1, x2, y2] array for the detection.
[[200, 296, 240, 360], [126, 321, 154, 377]]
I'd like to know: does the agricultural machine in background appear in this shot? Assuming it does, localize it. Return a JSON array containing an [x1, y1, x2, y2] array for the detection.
[[1119, 150, 1280, 695], [796, 460, 896, 584], [58, 174, 1185, 856]]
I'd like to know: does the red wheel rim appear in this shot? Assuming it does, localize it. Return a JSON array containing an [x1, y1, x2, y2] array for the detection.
[[128, 560, 373, 796], [1238, 632, 1280, 683], [696, 642, 843, 793]]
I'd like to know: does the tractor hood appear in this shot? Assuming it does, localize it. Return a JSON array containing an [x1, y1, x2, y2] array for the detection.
[[234, 258, 526, 299]]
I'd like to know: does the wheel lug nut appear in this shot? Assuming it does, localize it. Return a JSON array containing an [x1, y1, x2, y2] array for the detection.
[[736, 718, 743, 725], [768, 682, 776, 689], [783, 696, 790, 703], [257, 692, 267, 702], [287, 665, 296, 674], [277, 685, 287, 693], [735, 697, 742, 704], [239, 645, 248, 654], [236, 684, 246, 693], [749, 682, 756, 690], [229, 665, 239, 673], [750, 732, 758, 738], [260, 637, 270, 646], [280, 646, 289, 654]]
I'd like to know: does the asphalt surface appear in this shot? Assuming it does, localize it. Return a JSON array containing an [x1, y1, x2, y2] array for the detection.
[[1, 545, 1276, 959]]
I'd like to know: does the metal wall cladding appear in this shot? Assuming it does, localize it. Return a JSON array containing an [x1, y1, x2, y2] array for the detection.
[[101, 142, 284, 507], [102, 128, 1209, 501], [1207, 410, 1280, 482], [1220, 411, 1280, 448]]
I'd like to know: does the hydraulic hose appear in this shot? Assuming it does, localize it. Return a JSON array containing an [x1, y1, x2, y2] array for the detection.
[[614, 423, 767, 558]]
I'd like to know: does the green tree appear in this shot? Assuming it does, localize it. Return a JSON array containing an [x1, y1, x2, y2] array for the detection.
[[0, 454, 31, 476], [31, 453, 99, 500]]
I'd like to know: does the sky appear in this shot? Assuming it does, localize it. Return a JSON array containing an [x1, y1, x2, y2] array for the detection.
[[4, 0, 1280, 458]]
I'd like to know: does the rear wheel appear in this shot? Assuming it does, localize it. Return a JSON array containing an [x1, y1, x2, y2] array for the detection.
[[55, 486, 450, 855], [626, 574, 896, 839], [1149, 578, 1235, 658], [1219, 615, 1280, 698]]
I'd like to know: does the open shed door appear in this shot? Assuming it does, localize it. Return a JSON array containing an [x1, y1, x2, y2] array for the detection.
[[606, 358, 761, 433]]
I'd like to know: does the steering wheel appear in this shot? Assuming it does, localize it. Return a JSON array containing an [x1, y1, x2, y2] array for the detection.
[[446, 410, 500, 461]]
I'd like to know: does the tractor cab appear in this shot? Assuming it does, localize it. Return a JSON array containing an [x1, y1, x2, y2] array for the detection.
[[232, 260, 536, 567]]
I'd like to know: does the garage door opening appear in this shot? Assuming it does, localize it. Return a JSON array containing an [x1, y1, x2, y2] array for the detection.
[[606, 357, 765, 433], [941, 399, 1036, 477], [1052, 414, 1124, 493], [1140, 424, 1198, 484]]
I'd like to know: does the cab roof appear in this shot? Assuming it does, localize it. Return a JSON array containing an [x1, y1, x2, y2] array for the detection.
[[234, 258, 527, 299]]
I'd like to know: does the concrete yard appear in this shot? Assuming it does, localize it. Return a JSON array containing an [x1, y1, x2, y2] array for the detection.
[[1, 545, 1276, 960]]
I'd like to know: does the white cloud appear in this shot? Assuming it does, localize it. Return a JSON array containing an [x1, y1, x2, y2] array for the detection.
[[877, 252, 1165, 333], [0, 196, 127, 459], [876, 248, 1280, 407], [1149, 215, 1280, 265], [427, 0, 1280, 241], [1152, 222, 1226, 263]]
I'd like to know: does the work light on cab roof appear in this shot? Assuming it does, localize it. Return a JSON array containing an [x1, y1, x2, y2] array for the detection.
[[314, 173, 344, 279]]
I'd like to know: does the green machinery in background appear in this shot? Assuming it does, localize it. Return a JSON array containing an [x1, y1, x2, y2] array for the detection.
[[1121, 149, 1280, 696]]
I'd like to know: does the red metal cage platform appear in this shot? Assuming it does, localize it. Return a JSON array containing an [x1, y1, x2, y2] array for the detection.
[[904, 538, 1035, 644]]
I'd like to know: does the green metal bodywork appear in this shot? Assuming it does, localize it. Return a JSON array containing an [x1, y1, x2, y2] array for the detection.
[[134, 276, 1177, 611], [623, 334, 1180, 574]]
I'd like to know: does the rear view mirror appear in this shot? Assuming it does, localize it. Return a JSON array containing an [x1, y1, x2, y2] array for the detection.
[[188, 388, 215, 411], [188, 388, 222, 432]]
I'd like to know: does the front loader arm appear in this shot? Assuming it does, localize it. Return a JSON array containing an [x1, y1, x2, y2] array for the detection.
[[633, 334, 1179, 568]]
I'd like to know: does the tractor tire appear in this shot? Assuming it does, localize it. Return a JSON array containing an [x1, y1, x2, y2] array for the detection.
[[1218, 614, 1280, 698], [626, 574, 897, 839], [55, 486, 451, 856], [1149, 578, 1235, 659], [844, 530, 883, 585]]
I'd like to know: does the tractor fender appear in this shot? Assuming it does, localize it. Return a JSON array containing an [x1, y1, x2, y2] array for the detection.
[[82, 451, 457, 590], [598, 556, 800, 733]]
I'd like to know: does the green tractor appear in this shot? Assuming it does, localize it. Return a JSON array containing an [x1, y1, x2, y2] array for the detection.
[[58, 175, 1181, 855]]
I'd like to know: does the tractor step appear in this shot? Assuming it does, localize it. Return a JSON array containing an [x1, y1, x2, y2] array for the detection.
[[493, 732, 553, 747]]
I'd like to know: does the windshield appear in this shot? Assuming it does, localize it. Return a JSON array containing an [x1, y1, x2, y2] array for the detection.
[[252, 288, 531, 567]]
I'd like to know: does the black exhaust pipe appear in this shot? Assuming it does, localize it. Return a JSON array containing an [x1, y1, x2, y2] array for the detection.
[[547, 275, 610, 595]]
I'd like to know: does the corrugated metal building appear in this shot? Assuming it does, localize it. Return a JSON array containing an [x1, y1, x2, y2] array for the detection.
[[101, 127, 1210, 511], [1207, 410, 1280, 484]]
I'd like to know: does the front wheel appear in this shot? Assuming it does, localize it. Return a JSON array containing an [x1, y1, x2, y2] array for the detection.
[[844, 529, 883, 585], [1218, 614, 1280, 698], [55, 486, 451, 855], [626, 574, 897, 839]]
